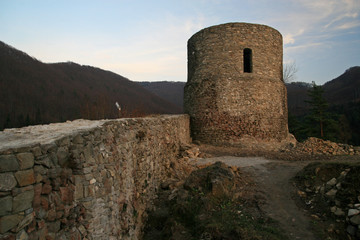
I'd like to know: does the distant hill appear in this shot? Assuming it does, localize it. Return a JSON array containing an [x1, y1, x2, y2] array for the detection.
[[286, 67, 360, 145], [286, 66, 360, 116], [323, 66, 360, 105], [139, 81, 185, 112], [0, 41, 181, 130]]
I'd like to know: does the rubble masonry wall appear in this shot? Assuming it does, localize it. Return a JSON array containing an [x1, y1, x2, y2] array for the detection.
[[0, 115, 190, 240]]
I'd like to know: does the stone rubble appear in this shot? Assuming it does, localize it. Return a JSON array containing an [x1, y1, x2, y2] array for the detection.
[[297, 166, 360, 239], [297, 137, 360, 156]]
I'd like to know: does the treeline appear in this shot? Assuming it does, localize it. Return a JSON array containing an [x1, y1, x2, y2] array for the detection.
[[289, 83, 360, 145]]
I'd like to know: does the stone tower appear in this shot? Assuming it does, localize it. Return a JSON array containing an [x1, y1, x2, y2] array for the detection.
[[184, 22, 291, 147]]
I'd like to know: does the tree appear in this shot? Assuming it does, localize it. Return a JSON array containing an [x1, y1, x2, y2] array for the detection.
[[283, 61, 298, 83], [305, 82, 331, 139]]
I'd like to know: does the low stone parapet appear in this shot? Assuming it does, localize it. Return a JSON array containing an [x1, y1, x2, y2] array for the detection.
[[0, 115, 190, 239]]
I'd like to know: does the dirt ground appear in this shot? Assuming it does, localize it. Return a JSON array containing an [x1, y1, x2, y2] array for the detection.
[[194, 144, 360, 240]]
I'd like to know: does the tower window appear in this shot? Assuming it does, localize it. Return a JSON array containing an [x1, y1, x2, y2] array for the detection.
[[243, 48, 252, 73]]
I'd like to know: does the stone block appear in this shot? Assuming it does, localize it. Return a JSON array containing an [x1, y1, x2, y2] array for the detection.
[[16, 212, 34, 231], [73, 134, 84, 144], [0, 155, 19, 172], [34, 165, 47, 175], [11, 185, 33, 196], [16, 153, 34, 170], [0, 173, 17, 191], [57, 148, 69, 167], [0, 214, 23, 234], [14, 169, 35, 187], [57, 137, 70, 146], [350, 215, 360, 225], [49, 152, 58, 165], [74, 176, 83, 200], [47, 208, 56, 221], [0, 196, 12, 216], [348, 209, 360, 217], [12, 189, 34, 213], [47, 220, 60, 233], [33, 183, 42, 208], [16, 229, 28, 240], [31, 146, 42, 157], [60, 187, 73, 204], [34, 156, 52, 168], [41, 184, 52, 194], [40, 197, 49, 210]]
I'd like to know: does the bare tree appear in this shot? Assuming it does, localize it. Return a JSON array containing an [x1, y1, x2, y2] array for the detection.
[[283, 61, 298, 83]]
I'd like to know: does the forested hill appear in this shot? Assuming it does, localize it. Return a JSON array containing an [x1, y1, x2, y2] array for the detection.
[[287, 66, 360, 116], [0, 41, 181, 130], [286, 67, 360, 145], [323, 66, 360, 105]]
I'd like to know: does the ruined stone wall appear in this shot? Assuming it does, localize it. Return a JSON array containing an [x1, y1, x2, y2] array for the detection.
[[184, 22, 290, 147], [0, 115, 190, 240]]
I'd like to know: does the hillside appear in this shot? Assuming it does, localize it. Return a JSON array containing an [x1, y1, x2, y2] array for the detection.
[[286, 67, 360, 116], [286, 82, 312, 116], [0, 41, 181, 130], [139, 81, 185, 111], [323, 66, 360, 104]]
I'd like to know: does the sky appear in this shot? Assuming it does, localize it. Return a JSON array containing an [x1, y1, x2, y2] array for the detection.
[[1, 0, 359, 85]]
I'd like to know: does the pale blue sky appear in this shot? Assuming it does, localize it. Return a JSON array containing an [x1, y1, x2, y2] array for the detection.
[[1, 0, 359, 84]]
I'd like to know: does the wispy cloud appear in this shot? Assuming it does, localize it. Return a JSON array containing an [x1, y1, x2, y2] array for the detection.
[[283, 29, 305, 45], [335, 21, 360, 30], [324, 12, 358, 29], [274, 0, 360, 54], [285, 42, 325, 53]]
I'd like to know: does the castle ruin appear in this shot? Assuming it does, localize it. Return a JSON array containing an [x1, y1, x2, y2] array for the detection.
[[184, 22, 291, 148], [0, 22, 297, 239]]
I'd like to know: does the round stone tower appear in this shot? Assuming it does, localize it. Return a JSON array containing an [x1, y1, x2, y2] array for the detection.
[[184, 22, 290, 147]]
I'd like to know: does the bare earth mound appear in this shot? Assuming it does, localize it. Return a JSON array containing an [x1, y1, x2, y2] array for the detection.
[[143, 162, 288, 240]]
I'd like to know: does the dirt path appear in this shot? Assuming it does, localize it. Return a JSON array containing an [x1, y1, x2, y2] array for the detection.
[[195, 156, 316, 240], [246, 161, 316, 240]]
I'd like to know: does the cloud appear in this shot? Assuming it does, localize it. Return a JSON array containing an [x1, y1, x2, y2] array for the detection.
[[284, 42, 324, 53], [283, 29, 305, 45], [270, 0, 359, 57], [335, 21, 360, 30], [324, 12, 358, 29], [283, 34, 295, 45]]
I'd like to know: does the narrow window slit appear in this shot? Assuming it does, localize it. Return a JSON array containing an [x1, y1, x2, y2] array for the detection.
[[243, 48, 252, 73]]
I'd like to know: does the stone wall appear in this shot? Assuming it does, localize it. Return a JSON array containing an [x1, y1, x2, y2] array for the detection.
[[0, 115, 190, 240], [184, 22, 291, 148]]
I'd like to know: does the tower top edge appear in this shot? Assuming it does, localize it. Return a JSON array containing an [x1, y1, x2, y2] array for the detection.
[[189, 22, 282, 41]]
